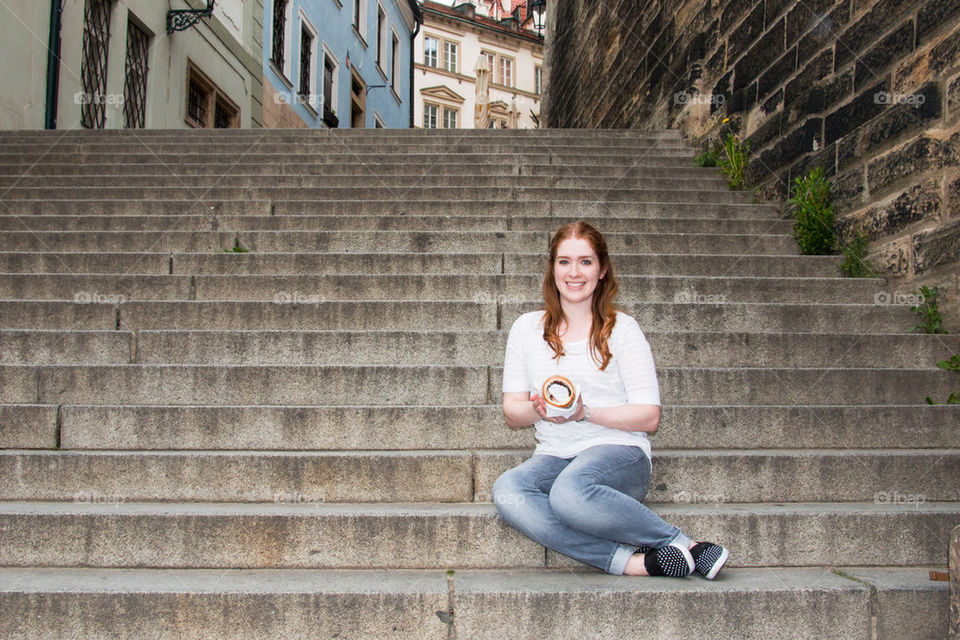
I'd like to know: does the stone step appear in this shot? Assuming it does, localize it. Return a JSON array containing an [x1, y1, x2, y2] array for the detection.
[[0, 273, 880, 304], [1, 186, 749, 205], [0, 213, 793, 235], [0, 173, 732, 191], [0, 151, 699, 167], [1, 449, 956, 505], [0, 300, 914, 332], [0, 249, 836, 277], [6, 567, 941, 640], [5, 329, 955, 369], [0, 162, 715, 179], [0, 230, 798, 255], [0, 143, 695, 157], [0, 501, 955, 568], [0, 364, 953, 406], [472, 449, 960, 504], [1, 199, 779, 218], [8, 404, 951, 451]]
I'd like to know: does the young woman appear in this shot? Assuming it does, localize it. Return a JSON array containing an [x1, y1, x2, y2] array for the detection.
[[493, 220, 729, 578]]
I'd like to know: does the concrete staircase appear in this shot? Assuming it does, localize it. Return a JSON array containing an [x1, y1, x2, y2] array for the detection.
[[0, 128, 957, 639]]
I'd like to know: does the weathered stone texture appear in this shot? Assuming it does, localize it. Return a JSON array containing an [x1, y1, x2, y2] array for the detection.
[[546, 0, 960, 287]]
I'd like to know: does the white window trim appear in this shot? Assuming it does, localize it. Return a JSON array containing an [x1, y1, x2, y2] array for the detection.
[[390, 28, 401, 96], [374, 111, 385, 128], [353, 0, 367, 43], [442, 106, 458, 129], [282, 0, 294, 80], [442, 40, 459, 74], [321, 43, 340, 118], [298, 11, 320, 112], [376, 2, 388, 74], [423, 102, 438, 128], [423, 35, 439, 67]]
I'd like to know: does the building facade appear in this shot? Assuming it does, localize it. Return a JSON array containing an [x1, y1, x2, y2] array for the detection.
[[0, 0, 265, 130], [262, 0, 422, 128], [415, 1, 543, 129]]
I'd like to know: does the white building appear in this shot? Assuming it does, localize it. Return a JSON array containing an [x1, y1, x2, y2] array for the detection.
[[414, 1, 543, 129]]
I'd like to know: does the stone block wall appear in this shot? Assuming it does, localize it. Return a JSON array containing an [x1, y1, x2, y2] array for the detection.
[[544, 0, 960, 325]]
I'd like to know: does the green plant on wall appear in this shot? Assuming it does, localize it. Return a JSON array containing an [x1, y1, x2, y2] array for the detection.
[[838, 230, 876, 277], [910, 285, 945, 334], [695, 140, 720, 167], [926, 354, 960, 405], [788, 167, 835, 255], [718, 133, 749, 190]]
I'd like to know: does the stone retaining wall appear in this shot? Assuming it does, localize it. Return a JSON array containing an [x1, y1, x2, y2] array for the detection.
[[544, 0, 960, 326]]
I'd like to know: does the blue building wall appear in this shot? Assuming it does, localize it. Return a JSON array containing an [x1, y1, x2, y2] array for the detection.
[[263, 0, 418, 128]]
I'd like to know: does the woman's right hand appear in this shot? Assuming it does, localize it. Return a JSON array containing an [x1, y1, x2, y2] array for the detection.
[[531, 393, 548, 420]]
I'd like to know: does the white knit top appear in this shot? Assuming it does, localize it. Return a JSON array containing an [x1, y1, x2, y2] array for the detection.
[[502, 310, 661, 459]]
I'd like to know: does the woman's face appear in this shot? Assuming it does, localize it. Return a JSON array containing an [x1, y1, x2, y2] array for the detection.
[[553, 235, 605, 306]]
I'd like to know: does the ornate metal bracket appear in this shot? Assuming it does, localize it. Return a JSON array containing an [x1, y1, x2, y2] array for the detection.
[[167, 0, 216, 34]]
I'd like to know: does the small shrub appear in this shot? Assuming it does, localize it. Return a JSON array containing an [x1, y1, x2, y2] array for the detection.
[[789, 167, 835, 255], [838, 231, 875, 277], [926, 355, 960, 405], [910, 285, 945, 334], [717, 133, 749, 190], [695, 140, 720, 167]]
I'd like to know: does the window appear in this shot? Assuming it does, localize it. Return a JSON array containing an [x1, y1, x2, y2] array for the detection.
[[423, 103, 438, 128], [323, 52, 337, 114], [391, 32, 400, 92], [299, 24, 314, 107], [499, 57, 513, 87], [271, 0, 288, 71], [376, 5, 387, 70], [443, 107, 457, 129], [352, 0, 366, 40], [123, 19, 149, 129], [443, 41, 458, 73], [80, 0, 113, 129], [535, 65, 542, 94], [424, 37, 438, 67], [483, 51, 495, 74], [186, 62, 239, 129]]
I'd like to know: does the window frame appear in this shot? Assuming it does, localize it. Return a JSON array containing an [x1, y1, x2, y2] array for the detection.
[[321, 44, 340, 122], [298, 13, 319, 114], [423, 102, 438, 128], [442, 40, 458, 73], [442, 106, 458, 129], [423, 36, 438, 67]]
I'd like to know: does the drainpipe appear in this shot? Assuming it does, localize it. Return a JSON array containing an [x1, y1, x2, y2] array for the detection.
[[45, 0, 64, 129], [408, 4, 421, 128]]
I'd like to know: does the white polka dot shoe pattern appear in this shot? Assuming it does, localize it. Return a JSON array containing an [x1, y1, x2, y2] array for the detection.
[[642, 542, 695, 578]]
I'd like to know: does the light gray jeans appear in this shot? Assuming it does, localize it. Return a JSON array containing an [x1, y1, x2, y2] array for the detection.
[[492, 444, 690, 575]]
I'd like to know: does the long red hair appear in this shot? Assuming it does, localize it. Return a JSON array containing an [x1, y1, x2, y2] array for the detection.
[[541, 221, 619, 370]]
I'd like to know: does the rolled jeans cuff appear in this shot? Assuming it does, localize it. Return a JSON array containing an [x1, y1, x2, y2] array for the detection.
[[607, 543, 637, 576], [669, 530, 691, 550]]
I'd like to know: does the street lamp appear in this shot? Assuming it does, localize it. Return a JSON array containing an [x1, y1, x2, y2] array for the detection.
[[527, 0, 545, 38], [167, 0, 216, 34]]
